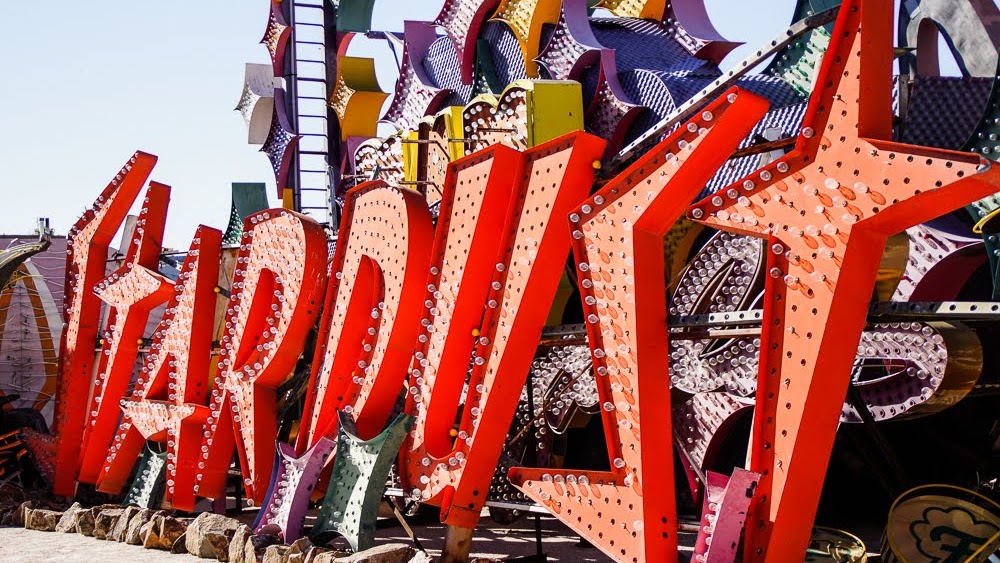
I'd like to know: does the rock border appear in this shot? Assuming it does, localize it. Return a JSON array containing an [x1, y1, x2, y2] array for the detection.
[[1, 501, 425, 563]]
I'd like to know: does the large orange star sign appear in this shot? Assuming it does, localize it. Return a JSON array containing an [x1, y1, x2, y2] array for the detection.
[[689, 0, 1000, 559]]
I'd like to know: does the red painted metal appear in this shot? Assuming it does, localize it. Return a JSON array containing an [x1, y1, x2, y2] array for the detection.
[[508, 89, 768, 563], [195, 210, 328, 504], [300, 132, 604, 529], [398, 131, 606, 528], [23, 152, 157, 497], [296, 182, 434, 451], [77, 183, 174, 484], [196, 213, 327, 504], [98, 226, 223, 511], [687, 1, 1000, 559]]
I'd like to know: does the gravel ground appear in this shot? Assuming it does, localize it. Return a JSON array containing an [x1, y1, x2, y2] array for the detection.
[[0, 514, 699, 562], [0, 526, 201, 562]]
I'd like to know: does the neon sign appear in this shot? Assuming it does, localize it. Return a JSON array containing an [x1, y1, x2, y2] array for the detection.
[[21, 1, 1000, 561]]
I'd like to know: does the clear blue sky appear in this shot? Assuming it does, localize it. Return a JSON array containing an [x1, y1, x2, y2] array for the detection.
[[0, 1, 964, 248]]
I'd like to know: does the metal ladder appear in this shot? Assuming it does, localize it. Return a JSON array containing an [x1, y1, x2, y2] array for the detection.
[[288, 1, 335, 228]]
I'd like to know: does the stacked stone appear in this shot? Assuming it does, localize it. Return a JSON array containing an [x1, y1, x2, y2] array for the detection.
[[1, 500, 421, 563]]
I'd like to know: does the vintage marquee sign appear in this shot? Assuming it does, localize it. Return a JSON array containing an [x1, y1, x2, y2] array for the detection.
[[296, 130, 606, 529], [99, 226, 223, 511], [22, 0, 1000, 561]]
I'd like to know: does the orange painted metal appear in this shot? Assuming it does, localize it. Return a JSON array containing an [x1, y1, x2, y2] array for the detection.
[[77, 183, 174, 484], [299, 132, 604, 529], [398, 131, 606, 528], [687, 1, 1000, 559], [195, 210, 328, 504], [23, 152, 157, 497], [508, 89, 768, 563], [297, 182, 434, 452], [98, 226, 223, 511]]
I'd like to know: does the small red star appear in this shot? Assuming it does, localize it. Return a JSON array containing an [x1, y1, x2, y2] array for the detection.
[[99, 226, 223, 512]]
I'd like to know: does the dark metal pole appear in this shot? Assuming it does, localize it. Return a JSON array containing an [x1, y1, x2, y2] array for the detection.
[[524, 369, 546, 561]]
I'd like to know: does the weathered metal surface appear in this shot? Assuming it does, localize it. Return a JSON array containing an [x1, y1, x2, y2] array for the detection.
[[78, 183, 173, 485], [510, 88, 769, 563], [194, 210, 328, 504], [100, 227, 222, 511], [311, 412, 412, 551], [23, 152, 158, 496], [693, 469, 760, 563], [255, 437, 336, 542], [687, 1, 1000, 558]]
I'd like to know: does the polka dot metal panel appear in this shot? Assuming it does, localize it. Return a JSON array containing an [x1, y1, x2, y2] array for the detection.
[[434, 0, 501, 84], [422, 37, 474, 104], [353, 135, 405, 188], [261, 89, 301, 197], [900, 76, 993, 151], [100, 226, 223, 511], [492, 0, 561, 78], [590, 17, 717, 78], [687, 1, 1000, 558], [255, 437, 336, 542], [534, 0, 603, 82], [463, 80, 584, 153], [297, 183, 433, 454], [330, 56, 389, 141], [23, 151, 158, 497], [78, 183, 174, 485], [235, 63, 275, 145], [673, 392, 753, 479], [592, 1, 740, 64], [586, 61, 645, 157], [122, 445, 168, 510], [261, 2, 290, 77], [764, 21, 831, 97], [311, 412, 413, 552], [464, 87, 532, 151], [195, 210, 328, 505], [381, 22, 452, 131], [480, 21, 529, 86], [508, 88, 769, 563]]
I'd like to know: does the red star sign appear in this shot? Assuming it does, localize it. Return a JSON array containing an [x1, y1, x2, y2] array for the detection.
[[688, 0, 1000, 559]]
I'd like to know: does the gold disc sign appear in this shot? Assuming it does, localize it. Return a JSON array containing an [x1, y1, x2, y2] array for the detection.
[[883, 485, 1000, 563], [806, 527, 867, 562]]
